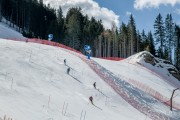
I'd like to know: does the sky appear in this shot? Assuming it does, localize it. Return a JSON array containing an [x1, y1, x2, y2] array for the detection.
[[95, 0, 180, 32], [44, 0, 180, 33]]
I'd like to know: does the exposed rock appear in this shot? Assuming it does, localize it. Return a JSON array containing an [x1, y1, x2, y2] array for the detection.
[[137, 51, 180, 81], [139, 52, 157, 66], [168, 68, 180, 80]]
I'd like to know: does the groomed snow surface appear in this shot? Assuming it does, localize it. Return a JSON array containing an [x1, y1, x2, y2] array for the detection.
[[0, 39, 153, 120], [93, 52, 180, 104]]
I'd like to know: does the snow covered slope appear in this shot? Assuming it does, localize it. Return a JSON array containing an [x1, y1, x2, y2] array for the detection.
[[0, 39, 152, 120], [127, 51, 180, 82], [93, 51, 180, 111], [0, 22, 25, 39]]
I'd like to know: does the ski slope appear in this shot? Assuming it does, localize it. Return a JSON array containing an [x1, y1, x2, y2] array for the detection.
[[0, 39, 153, 120], [0, 21, 25, 39], [0, 23, 180, 120], [93, 53, 180, 104]]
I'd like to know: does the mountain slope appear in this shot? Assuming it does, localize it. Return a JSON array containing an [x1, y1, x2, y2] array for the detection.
[[0, 21, 25, 39], [93, 51, 180, 115], [0, 39, 151, 120]]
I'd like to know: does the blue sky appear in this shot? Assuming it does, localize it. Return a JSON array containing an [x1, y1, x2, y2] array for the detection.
[[45, 0, 180, 34], [95, 0, 180, 33]]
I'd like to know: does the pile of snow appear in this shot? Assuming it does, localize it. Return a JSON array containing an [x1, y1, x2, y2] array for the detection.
[[0, 39, 151, 120], [126, 51, 180, 87], [0, 21, 25, 40]]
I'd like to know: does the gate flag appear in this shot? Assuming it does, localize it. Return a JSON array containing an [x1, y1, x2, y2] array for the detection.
[[84, 45, 91, 59], [48, 34, 53, 41]]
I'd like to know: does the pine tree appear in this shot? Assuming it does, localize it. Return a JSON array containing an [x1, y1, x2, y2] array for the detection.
[[147, 31, 156, 56], [175, 25, 180, 70], [165, 14, 175, 62], [82, 15, 90, 52], [111, 22, 118, 57], [136, 30, 143, 52], [164, 47, 169, 60], [57, 6, 65, 42], [128, 14, 137, 55], [154, 13, 165, 58], [0, 0, 3, 22], [119, 22, 129, 57], [141, 29, 148, 50], [65, 8, 82, 50]]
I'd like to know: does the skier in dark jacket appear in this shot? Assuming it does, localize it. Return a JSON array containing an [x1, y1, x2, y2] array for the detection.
[[93, 82, 96, 89], [67, 67, 70, 74], [89, 96, 94, 105], [64, 59, 66, 65]]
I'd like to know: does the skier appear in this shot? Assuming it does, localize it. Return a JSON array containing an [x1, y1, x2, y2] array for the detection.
[[64, 59, 66, 65], [89, 96, 94, 105], [67, 67, 70, 74], [93, 82, 96, 89]]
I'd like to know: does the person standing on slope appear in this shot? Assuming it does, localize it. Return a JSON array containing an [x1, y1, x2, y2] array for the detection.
[[67, 67, 70, 74], [93, 82, 96, 89], [64, 59, 66, 65], [89, 96, 94, 105]]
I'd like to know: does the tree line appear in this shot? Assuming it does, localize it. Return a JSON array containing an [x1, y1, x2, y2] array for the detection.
[[0, 0, 180, 69]]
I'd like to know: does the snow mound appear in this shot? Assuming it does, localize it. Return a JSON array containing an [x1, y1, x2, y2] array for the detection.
[[126, 51, 180, 85]]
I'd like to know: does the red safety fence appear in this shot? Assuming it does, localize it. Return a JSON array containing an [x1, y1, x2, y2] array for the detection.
[[119, 74, 180, 110], [27, 38, 82, 54], [123, 61, 180, 109], [98, 57, 124, 61]]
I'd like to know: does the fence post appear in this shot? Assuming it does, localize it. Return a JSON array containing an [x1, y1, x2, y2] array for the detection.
[[64, 103, 68, 116], [62, 102, 65, 115], [48, 95, 51, 108], [170, 88, 179, 111], [83, 110, 86, 120], [11, 78, 13, 90], [80, 110, 83, 120]]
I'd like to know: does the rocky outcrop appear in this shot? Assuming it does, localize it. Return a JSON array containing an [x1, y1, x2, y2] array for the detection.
[[137, 51, 180, 81]]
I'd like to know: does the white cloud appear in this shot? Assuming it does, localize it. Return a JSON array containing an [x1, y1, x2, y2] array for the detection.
[[126, 11, 132, 16], [134, 0, 180, 10], [43, 0, 119, 29], [174, 8, 180, 14]]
